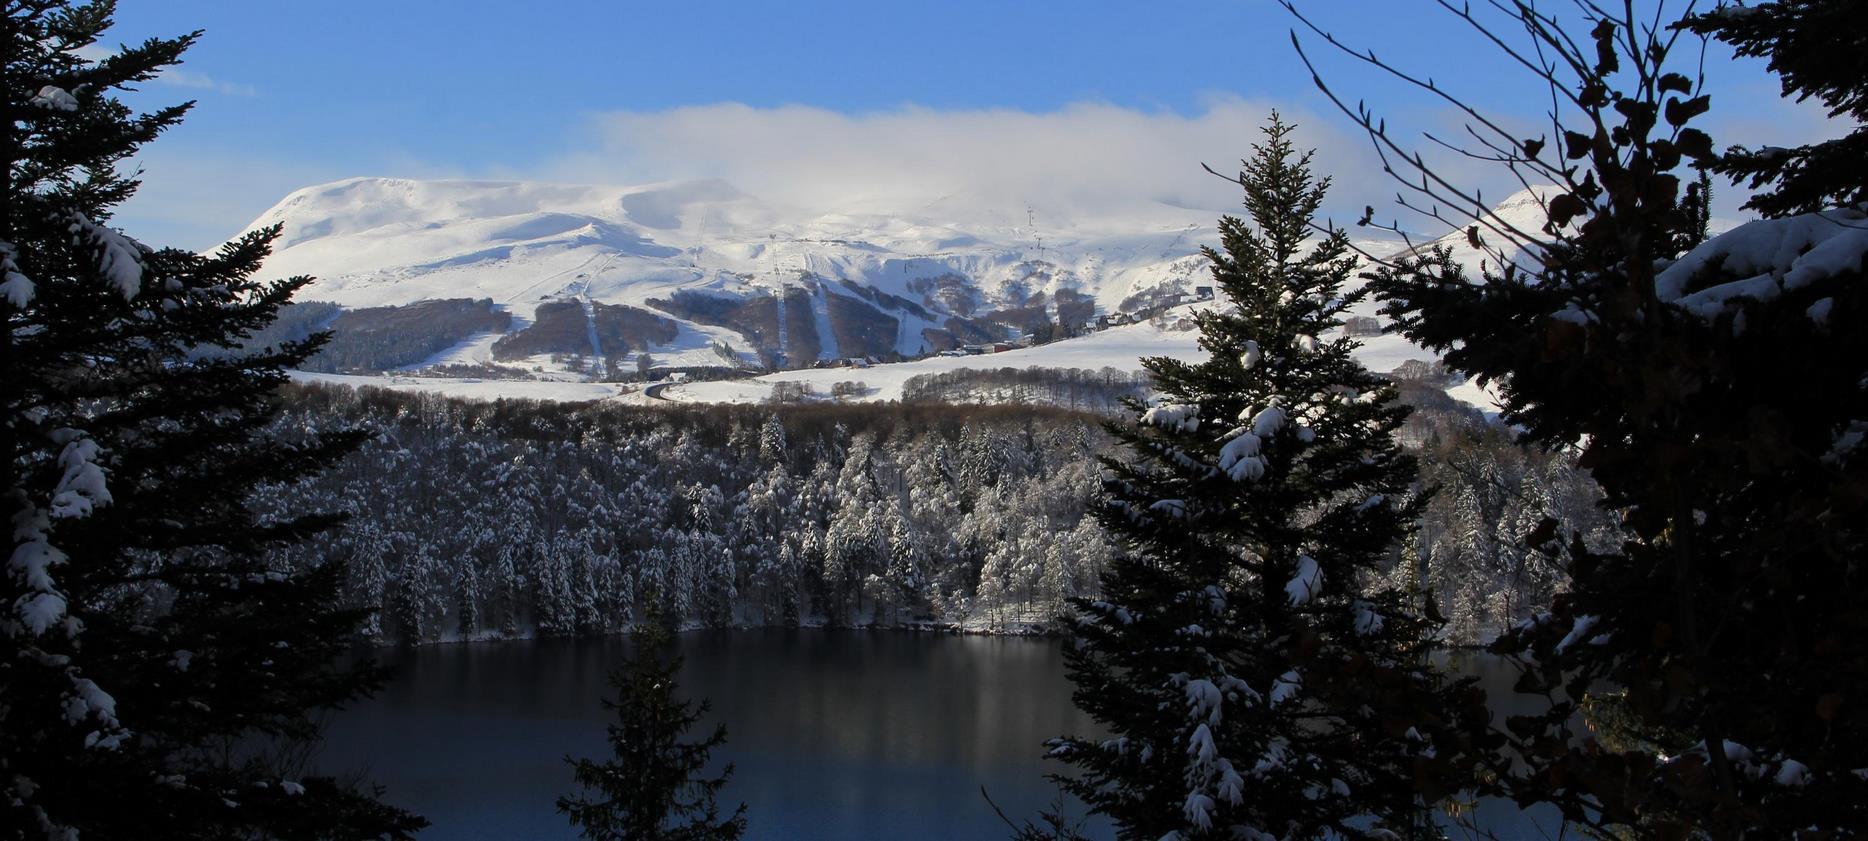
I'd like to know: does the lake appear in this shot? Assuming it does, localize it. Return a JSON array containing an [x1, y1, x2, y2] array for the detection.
[[317, 631, 1563, 839]]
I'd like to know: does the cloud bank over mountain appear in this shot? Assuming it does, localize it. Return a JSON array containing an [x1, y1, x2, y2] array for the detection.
[[541, 97, 1383, 226]]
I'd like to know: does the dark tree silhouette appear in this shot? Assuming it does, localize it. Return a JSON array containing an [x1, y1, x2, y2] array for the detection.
[[1289, 1, 1868, 836], [558, 610, 747, 840], [1, 2, 421, 837]]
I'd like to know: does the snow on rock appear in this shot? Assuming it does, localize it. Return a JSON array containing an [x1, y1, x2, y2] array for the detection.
[[1656, 206, 1868, 320], [1285, 555, 1322, 605]]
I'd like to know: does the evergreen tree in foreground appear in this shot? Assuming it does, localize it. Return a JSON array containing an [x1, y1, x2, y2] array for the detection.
[[2, 2, 420, 838], [1680, 0, 1868, 217], [558, 610, 747, 841], [1046, 115, 1489, 840], [1357, 5, 1868, 835]]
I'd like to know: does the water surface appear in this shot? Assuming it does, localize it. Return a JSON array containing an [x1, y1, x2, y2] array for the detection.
[[318, 632, 1563, 839], [319, 630, 1103, 839]]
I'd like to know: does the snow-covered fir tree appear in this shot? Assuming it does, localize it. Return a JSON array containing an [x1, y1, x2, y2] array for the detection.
[[1045, 115, 1489, 839], [1, 3, 419, 836]]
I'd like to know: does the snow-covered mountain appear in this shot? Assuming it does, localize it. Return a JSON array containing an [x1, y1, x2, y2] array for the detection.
[[247, 176, 1556, 415], [1389, 184, 1561, 274], [244, 176, 1288, 372]]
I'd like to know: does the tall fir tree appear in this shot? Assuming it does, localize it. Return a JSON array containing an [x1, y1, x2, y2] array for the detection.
[[2, 2, 421, 837], [558, 609, 747, 841], [1046, 115, 1489, 840], [1679, 0, 1868, 217]]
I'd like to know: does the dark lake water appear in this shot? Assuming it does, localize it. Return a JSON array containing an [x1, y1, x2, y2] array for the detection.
[[317, 631, 1564, 840], [318, 630, 1106, 840]]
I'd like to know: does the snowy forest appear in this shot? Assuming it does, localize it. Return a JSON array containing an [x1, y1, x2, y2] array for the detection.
[[247, 383, 1610, 646]]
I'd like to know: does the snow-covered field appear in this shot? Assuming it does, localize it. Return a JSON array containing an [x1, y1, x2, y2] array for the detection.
[[291, 301, 1505, 413], [663, 303, 1447, 404]]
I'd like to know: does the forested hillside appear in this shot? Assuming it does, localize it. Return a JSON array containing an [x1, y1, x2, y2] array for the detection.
[[251, 384, 1607, 645]]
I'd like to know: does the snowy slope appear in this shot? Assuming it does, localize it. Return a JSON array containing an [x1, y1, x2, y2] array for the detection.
[[1386, 185, 1561, 275], [250, 177, 1228, 318], [247, 177, 1558, 413], [245, 176, 1410, 372], [666, 301, 1469, 405]]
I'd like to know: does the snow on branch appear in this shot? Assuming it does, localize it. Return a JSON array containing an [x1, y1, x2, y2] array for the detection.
[[1654, 206, 1868, 321], [1285, 555, 1322, 605], [49, 432, 111, 519], [1, 240, 32, 307], [29, 85, 79, 112], [66, 213, 149, 300]]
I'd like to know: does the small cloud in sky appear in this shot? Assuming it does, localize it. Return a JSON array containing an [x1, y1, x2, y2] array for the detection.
[[73, 43, 256, 96], [156, 68, 257, 97]]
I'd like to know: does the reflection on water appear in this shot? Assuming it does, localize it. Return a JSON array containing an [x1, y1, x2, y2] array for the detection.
[[318, 633, 1565, 840], [317, 630, 1106, 840]]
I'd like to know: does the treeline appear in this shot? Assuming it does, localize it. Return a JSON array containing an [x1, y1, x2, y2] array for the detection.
[[253, 388, 1117, 643], [250, 382, 1594, 646], [901, 366, 1155, 413], [215, 298, 509, 373]]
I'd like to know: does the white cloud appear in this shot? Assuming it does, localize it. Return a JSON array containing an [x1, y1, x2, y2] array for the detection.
[[538, 96, 1407, 230], [73, 44, 256, 96], [156, 68, 257, 98], [115, 84, 1852, 254]]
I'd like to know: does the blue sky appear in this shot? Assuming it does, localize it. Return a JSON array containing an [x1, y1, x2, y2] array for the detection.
[[102, 1, 1833, 249]]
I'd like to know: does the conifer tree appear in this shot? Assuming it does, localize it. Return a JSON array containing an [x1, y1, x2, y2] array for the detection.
[[1046, 115, 1488, 840], [2, 2, 422, 838], [558, 610, 747, 841], [1680, 0, 1868, 217], [1329, 2, 1868, 834]]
